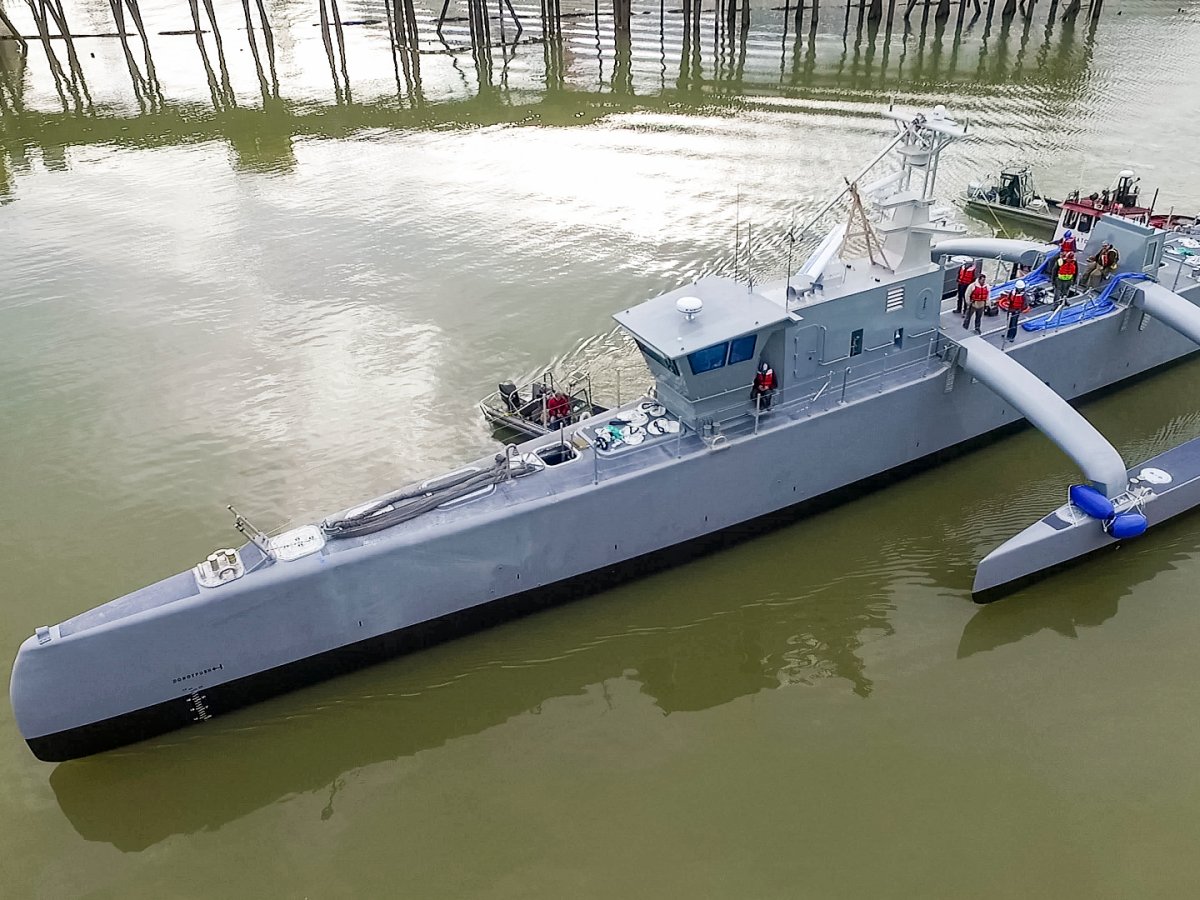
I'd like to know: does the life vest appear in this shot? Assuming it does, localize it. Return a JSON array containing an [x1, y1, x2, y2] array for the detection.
[[998, 290, 1028, 312], [957, 264, 976, 285], [1098, 248, 1118, 267], [1059, 236, 1077, 254], [753, 368, 776, 392], [1058, 257, 1077, 279], [970, 283, 990, 306]]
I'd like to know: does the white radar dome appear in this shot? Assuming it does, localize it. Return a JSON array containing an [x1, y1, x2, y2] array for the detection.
[[676, 296, 703, 319], [1118, 169, 1135, 179]]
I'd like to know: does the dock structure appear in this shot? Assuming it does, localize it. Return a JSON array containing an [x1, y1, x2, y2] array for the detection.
[[0, 0, 1113, 116]]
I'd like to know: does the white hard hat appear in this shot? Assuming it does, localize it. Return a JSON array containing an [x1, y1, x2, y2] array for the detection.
[[1015, 280, 1026, 290]]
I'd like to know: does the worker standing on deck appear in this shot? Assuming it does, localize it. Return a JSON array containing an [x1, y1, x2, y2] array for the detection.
[[955, 259, 977, 314], [1005, 280, 1030, 341], [751, 361, 776, 411], [1056, 229, 1078, 255], [963, 273, 989, 334], [1083, 242, 1120, 288], [1053, 251, 1078, 304]]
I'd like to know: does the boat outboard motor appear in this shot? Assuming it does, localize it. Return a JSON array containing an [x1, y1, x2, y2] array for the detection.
[[499, 381, 522, 412]]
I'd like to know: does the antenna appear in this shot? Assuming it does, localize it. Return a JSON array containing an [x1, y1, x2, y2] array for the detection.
[[747, 220, 753, 291], [734, 186, 741, 282], [785, 210, 796, 289]]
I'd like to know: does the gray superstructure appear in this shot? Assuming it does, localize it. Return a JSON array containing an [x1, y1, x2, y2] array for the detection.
[[12, 106, 1200, 761]]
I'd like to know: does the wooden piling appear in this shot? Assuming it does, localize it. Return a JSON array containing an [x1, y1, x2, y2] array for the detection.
[[317, 0, 343, 102], [108, 0, 149, 105], [329, 0, 352, 98], [187, 0, 224, 108], [42, 0, 93, 109], [239, 0, 271, 100], [199, 0, 236, 106], [24, 0, 74, 110]]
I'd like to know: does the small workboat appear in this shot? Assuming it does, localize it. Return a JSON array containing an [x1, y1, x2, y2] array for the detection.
[[478, 370, 606, 440], [962, 164, 1060, 229]]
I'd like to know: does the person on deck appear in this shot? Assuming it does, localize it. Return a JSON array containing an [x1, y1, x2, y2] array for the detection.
[[1056, 229, 1078, 255], [545, 391, 571, 429], [1005, 280, 1030, 341], [955, 260, 977, 314], [963, 274, 989, 334], [1083, 242, 1120, 288], [1053, 251, 1078, 304], [751, 362, 776, 411]]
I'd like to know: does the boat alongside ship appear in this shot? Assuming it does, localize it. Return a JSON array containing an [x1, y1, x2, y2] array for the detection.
[[962, 165, 1198, 249], [12, 105, 1200, 762]]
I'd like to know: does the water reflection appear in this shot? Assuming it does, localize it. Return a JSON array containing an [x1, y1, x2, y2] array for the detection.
[[0, 0, 1108, 190], [959, 513, 1200, 659]]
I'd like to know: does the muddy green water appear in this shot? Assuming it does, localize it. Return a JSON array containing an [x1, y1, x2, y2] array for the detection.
[[4, 1, 1200, 896]]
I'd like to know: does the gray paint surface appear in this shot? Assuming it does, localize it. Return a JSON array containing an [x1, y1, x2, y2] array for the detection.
[[12, 249, 1200, 742]]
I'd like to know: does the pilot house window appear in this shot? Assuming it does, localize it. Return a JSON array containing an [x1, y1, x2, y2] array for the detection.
[[635, 339, 680, 376], [688, 342, 729, 374], [728, 335, 757, 365], [687, 335, 759, 374]]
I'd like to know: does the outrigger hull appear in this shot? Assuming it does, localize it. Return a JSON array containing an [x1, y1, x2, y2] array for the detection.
[[974, 436, 1200, 601]]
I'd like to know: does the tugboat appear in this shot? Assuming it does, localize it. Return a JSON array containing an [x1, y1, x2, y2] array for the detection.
[[1049, 170, 1198, 253], [12, 105, 1200, 762]]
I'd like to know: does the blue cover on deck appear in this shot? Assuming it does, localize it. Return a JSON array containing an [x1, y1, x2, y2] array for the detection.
[[1021, 271, 1154, 332], [1022, 297, 1117, 331]]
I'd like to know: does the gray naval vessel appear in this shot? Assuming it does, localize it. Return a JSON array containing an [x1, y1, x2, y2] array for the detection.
[[13, 106, 1200, 761]]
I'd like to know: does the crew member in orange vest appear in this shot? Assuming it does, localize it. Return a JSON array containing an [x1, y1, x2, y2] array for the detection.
[[955, 260, 977, 314], [751, 361, 776, 410], [1005, 280, 1030, 341], [1083, 241, 1120, 288], [963, 274, 989, 334], [1053, 250, 1078, 304], [1055, 229, 1078, 255]]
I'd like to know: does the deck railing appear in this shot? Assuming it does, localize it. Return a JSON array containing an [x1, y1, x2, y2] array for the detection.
[[577, 330, 950, 485]]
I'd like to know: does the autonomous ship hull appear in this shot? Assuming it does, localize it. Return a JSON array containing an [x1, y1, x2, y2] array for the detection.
[[12, 281, 1200, 762]]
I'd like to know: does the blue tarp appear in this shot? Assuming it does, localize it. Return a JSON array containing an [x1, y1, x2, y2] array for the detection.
[[1020, 272, 1154, 332]]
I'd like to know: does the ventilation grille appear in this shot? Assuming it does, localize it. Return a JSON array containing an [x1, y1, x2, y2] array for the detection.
[[886, 286, 905, 312]]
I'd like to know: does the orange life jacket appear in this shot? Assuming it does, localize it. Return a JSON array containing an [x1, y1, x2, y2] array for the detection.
[[957, 264, 976, 285], [1098, 248, 1117, 267], [1059, 236, 1077, 254], [753, 369, 776, 392], [1008, 290, 1028, 313], [970, 283, 990, 306], [1058, 257, 1077, 278]]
